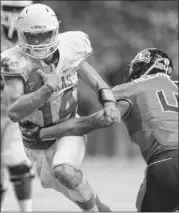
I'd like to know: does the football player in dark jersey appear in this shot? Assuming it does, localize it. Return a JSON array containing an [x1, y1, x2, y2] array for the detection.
[[112, 48, 178, 212]]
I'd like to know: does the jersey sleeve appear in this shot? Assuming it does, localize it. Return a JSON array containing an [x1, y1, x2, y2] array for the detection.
[[112, 83, 131, 100], [1, 47, 28, 80], [60, 31, 92, 69], [112, 83, 133, 118]]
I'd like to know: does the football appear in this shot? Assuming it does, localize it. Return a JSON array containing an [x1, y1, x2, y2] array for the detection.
[[24, 70, 44, 94]]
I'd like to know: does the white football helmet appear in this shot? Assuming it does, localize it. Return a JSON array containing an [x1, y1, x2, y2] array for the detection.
[[16, 3, 60, 59], [1, 1, 32, 41]]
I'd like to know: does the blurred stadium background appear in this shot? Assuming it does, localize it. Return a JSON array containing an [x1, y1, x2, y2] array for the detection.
[[2, 0, 178, 211]]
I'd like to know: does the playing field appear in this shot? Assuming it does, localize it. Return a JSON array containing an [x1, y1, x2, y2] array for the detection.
[[2, 157, 145, 211]]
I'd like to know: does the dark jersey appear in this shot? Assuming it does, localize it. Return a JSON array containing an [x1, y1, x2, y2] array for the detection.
[[112, 73, 178, 163]]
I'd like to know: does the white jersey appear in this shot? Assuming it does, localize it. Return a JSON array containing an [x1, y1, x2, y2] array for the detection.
[[1, 27, 31, 167], [1, 31, 92, 127], [1, 26, 15, 125]]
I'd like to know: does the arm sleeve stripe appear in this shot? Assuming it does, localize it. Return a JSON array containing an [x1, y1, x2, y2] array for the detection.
[[116, 98, 132, 119], [1, 71, 26, 82], [1, 72, 23, 76]]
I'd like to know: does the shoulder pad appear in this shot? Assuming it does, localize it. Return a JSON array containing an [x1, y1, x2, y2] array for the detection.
[[59, 31, 92, 68], [1, 46, 25, 77], [1, 46, 38, 81], [112, 83, 130, 92]]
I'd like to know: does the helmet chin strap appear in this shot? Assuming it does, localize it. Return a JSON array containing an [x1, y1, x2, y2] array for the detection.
[[141, 58, 171, 77]]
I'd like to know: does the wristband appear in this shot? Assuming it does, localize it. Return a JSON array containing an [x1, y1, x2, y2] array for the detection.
[[98, 88, 116, 105], [45, 83, 54, 93]]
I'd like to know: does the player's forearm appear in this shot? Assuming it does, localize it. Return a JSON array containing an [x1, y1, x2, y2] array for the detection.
[[79, 62, 116, 107], [39, 112, 105, 140], [78, 62, 110, 91], [8, 85, 53, 122]]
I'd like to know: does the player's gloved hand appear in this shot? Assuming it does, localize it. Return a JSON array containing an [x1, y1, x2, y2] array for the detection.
[[37, 64, 58, 91], [103, 102, 121, 125], [19, 122, 42, 143]]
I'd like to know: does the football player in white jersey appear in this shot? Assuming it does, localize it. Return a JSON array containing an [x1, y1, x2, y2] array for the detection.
[[1, 3, 121, 212], [1, 1, 33, 211]]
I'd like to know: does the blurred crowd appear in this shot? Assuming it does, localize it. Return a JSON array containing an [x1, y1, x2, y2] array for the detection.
[[36, 0, 178, 157]]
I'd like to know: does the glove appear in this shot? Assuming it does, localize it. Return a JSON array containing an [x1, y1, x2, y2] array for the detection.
[[19, 121, 42, 143]]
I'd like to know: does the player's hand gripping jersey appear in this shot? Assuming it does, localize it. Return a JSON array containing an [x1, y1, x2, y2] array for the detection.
[[1, 31, 92, 129], [113, 73, 178, 163]]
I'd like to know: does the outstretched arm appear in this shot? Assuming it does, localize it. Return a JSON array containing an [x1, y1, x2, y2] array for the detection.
[[78, 61, 121, 124], [39, 110, 111, 140], [22, 99, 131, 142], [22, 110, 112, 142], [39, 99, 131, 140]]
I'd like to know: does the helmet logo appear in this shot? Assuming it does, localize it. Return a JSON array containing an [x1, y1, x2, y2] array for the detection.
[[164, 58, 170, 66], [132, 50, 151, 64], [163, 59, 172, 75], [31, 25, 46, 30]]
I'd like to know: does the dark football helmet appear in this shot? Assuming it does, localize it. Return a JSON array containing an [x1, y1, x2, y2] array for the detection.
[[124, 48, 173, 82]]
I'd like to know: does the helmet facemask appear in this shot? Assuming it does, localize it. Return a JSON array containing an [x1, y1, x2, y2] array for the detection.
[[18, 28, 59, 60]]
